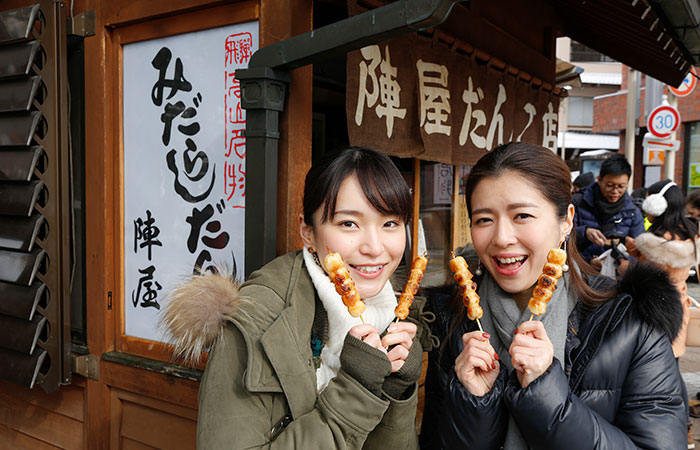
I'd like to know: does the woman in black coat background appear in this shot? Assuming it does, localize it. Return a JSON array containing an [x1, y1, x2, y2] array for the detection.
[[420, 142, 686, 450]]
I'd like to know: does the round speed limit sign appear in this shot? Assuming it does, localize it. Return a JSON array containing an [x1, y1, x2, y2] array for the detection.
[[669, 68, 697, 97], [647, 104, 680, 138]]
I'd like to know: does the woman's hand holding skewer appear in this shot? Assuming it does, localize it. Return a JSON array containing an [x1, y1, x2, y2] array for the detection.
[[349, 324, 387, 354], [454, 331, 500, 396], [381, 322, 417, 372], [510, 321, 553, 388]]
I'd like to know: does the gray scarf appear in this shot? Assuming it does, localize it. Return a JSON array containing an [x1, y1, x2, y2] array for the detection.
[[479, 271, 576, 450]]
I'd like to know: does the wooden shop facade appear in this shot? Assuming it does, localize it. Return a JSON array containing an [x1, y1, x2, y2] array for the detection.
[[0, 0, 696, 448]]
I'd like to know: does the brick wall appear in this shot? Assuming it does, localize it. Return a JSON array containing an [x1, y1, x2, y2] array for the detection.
[[677, 87, 700, 123], [593, 93, 626, 132]]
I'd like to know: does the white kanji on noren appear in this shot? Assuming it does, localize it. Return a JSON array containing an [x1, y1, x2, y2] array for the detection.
[[375, 46, 406, 138], [417, 59, 451, 136], [355, 45, 406, 138], [541, 102, 558, 150]]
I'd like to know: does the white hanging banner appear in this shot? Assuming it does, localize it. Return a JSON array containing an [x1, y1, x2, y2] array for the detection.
[[122, 21, 259, 342]]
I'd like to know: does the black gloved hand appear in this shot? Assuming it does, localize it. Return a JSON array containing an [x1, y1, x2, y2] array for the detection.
[[382, 338, 423, 400]]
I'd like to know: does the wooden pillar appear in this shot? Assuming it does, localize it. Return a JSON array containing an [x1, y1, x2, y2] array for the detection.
[[82, 0, 114, 446], [260, 0, 314, 255]]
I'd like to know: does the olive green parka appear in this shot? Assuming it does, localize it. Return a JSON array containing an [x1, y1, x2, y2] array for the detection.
[[163, 251, 426, 450]]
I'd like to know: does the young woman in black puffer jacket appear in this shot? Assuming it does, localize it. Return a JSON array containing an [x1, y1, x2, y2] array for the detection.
[[420, 143, 686, 450]]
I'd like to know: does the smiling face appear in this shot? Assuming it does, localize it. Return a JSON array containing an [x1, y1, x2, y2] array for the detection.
[[300, 174, 406, 299], [470, 171, 573, 304]]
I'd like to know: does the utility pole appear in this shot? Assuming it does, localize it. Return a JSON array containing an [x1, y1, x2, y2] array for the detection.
[[625, 68, 639, 191]]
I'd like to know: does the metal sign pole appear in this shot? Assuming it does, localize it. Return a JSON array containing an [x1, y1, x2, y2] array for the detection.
[[664, 93, 678, 181]]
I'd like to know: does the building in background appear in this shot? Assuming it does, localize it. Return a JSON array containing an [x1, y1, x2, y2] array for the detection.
[[557, 38, 622, 162], [594, 66, 700, 191]]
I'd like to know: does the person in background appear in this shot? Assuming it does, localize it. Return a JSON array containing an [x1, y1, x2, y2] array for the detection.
[[573, 154, 644, 263], [626, 178, 699, 449], [630, 187, 648, 210], [421, 142, 685, 450], [572, 172, 594, 193], [687, 189, 700, 218], [631, 187, 651, 230], [162, 146, 430, 450]]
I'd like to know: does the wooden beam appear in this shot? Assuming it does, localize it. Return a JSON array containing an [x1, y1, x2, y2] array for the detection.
[[101, 360, 200, 411], [113, 1, 259, 44], [412, 159, 420, 260], [81, 0, 114, 448], [103, 0, 240, 28], [451, 165, 459, 251]]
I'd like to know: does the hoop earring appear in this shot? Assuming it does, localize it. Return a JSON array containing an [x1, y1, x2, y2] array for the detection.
[[560, 235, 570, 273], [474, 260, 483, 276]]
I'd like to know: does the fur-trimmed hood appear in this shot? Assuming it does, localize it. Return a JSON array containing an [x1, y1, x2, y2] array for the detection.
[[160, 270, 243, 366], [634, 232, 700, 269], [619, 261, 683, 341]]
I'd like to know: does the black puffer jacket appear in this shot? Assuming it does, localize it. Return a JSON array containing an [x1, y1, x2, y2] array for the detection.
[[420, 263, 686, 450]]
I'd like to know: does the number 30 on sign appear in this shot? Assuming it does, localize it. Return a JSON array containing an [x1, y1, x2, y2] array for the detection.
[[647, 104, 680, 139]]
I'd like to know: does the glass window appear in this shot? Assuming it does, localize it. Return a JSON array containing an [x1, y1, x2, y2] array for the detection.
[[687, 122, 700, 188], [455, 165, 472, 248], [570, 41, 616, 63], [418, 161, 453, 287], [567, 96, 593, 128]]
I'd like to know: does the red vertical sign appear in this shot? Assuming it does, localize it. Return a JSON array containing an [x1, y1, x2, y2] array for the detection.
[[224, 33, 253, 208]]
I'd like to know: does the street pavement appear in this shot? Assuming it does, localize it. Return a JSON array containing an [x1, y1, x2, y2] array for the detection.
[[681, 281, 700, 446]]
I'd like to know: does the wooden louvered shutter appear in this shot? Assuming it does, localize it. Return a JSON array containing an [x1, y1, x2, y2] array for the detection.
[[0, 1, 72, 392]]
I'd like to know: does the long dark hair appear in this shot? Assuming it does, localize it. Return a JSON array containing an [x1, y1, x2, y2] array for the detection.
[[647, 179, 699, 240], [464, 142, 615, 306], [303, 146, 412, 226]]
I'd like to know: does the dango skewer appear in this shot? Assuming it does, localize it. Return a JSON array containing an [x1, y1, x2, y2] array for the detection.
[[394, 253, 428, 323], [527, 248, 566, 321], [449, 251, 484, 332], [324, 248, 366, 323]]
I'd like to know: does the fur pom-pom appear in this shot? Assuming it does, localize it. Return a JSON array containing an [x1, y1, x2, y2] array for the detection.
[[619, 261, 683, 341], [160, 270, 244, 366]]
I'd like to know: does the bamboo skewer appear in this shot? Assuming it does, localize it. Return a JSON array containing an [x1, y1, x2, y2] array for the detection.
[[394, 252, 428, 323]]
